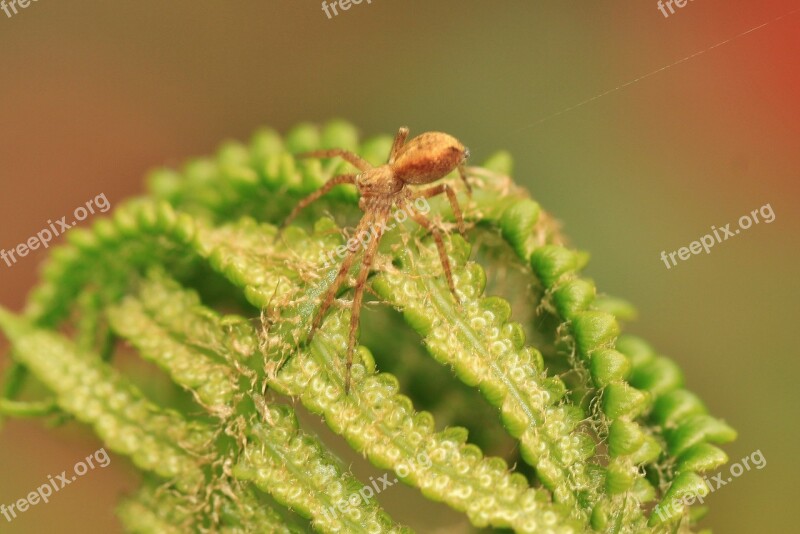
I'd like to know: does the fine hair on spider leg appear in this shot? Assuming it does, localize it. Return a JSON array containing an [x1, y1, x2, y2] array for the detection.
[[275, 173, 357, 240], [282, 126, 472, 393], [399, 198, 459, 302], [304, 208, 388, 393], [307, 211, 378, 344], [342, 207, 391, 393]]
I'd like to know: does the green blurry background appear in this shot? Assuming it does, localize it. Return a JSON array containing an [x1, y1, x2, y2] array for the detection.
[[1, 1, 798, 532]]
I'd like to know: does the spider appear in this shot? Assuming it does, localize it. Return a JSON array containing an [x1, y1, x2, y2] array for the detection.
[[281, 127, 471, 393]]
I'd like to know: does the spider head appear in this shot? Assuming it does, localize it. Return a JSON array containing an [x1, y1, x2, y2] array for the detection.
[[356, 166, 404, 197]]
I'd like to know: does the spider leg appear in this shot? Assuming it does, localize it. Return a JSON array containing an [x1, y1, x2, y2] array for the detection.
[[399, 199, 460, 303], [296, 149, 372, 172], [344, 207, 389, 393], [457, 163, 473, 195], [413, 183, 466, 235], [278, 174, 356, 235], [388, 127, 410, 164], [307, 211, 376, 343]]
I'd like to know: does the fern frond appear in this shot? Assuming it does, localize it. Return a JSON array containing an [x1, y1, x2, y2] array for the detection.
[[0, 121, 736, 533]]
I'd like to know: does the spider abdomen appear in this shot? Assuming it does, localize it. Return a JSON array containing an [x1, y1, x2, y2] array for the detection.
[[393, 132, 469, 185]]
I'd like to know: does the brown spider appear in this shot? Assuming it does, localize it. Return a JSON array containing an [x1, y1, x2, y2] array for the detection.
[[282, 127, 471, 393]]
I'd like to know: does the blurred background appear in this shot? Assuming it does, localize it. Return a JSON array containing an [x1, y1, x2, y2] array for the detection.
[[1, 1, 798, 532]]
